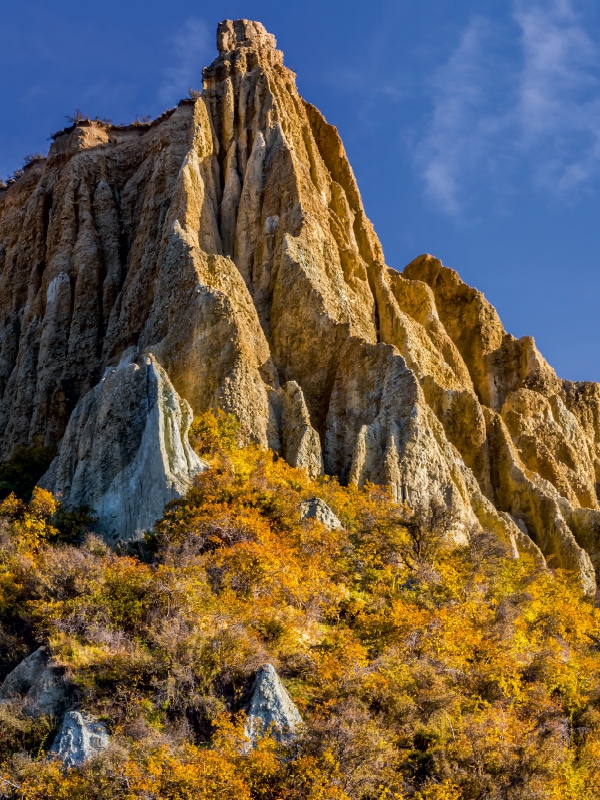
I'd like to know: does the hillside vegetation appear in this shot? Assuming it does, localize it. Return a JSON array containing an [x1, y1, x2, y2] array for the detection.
[[1, 414, 600, 799]]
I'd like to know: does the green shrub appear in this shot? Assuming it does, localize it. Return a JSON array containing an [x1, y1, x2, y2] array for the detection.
[[51, 505, 98, 545]]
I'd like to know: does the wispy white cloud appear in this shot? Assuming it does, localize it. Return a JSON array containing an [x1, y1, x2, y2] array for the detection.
[[417, 0, 600, 214], [159, 18, 211, 104], [515, 0, 600, 191], [416, 17, 500, 214]]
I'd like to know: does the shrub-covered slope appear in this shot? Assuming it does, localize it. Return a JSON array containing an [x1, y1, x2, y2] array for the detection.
[[1, 415, 600, 799]]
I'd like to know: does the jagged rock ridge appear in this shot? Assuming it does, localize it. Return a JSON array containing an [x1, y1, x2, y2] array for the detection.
[[1, 19, 600, 593]]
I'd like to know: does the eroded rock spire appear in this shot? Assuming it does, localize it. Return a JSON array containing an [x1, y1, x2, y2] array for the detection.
[[216, 19, 277, 54], [0, 20, 599, 594], [244, 664, 302, 746]]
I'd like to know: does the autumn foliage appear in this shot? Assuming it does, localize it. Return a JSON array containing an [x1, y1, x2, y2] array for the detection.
[[1, 413, 600, 798]]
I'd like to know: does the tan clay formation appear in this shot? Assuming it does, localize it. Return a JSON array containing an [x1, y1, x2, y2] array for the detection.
[[1, 19, 599, 592]]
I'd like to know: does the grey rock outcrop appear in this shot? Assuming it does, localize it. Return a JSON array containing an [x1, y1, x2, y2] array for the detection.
[[0, 646, 68, 717], [50, 711, 109, 767], [39, 354, 207, 543], [270, 381, 323, 479], [300, 497, 343, 530], [244, 664, 302, 746], [281, 382, 324, 478]]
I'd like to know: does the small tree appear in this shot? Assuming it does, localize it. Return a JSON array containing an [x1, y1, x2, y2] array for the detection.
[[22, 153, 45, 166], [400, 500, 458, 571], [189, 409, 240, 457], [66, 108, 85, 124]]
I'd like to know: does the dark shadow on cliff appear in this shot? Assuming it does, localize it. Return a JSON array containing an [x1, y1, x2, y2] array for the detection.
[[0, 446, 56, 502]]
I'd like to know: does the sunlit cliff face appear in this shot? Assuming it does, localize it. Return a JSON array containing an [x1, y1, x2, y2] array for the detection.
[[1, 20, 600, 593]]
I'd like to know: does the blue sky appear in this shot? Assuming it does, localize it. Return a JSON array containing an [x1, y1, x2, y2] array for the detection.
[[2, 0, 600, 381]]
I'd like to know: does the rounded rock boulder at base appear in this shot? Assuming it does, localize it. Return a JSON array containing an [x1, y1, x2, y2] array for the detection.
[[50, 711, 110, 768], [0, 646, 69, 718]]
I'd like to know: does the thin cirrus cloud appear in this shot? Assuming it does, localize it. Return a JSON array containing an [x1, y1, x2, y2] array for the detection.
[[417, 0, 600, 215], [158, 18, 212, 104], [416, 16, 500, 215]]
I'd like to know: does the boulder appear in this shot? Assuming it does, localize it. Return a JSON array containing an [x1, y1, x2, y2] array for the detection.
[[0, 646, 68, 717], [300, 497, 342, 530], [50, 710, 109, 767], [244, 664, 302, 746]]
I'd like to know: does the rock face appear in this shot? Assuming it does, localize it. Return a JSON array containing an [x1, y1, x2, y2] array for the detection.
[[0, 646, 69, 717], [50, 710, 109, 767], [300, 497, 342, 530], [276, 381, 324, 478], [244, 664, 302, 745], [1, 19, 600, 591], [39, 354, 206, 543]]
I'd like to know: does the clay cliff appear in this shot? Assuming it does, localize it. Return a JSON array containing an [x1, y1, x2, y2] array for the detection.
[[1, 19, 599, 593]]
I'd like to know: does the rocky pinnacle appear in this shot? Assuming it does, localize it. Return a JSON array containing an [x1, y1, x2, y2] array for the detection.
[[0, 20, 599, 593]]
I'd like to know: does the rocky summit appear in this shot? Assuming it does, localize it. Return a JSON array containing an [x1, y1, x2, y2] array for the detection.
[[1, 18, 600, 594]]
